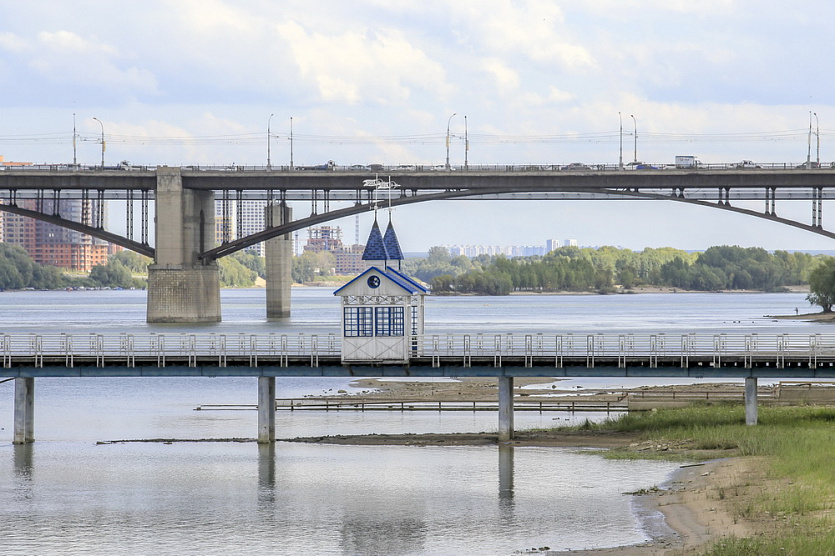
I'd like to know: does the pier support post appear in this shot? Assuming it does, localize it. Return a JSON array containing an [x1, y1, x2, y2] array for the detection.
[[745, 377, 758, 426], [266, 203, 293, 319], [498, 376, 514, 441], [147, 167, 221, 323], [13, 377, 34, 444], [257, 376, 276, 443]]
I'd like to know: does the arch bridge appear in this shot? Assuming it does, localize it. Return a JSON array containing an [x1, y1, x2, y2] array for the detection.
[[2, 164, 834, 321]]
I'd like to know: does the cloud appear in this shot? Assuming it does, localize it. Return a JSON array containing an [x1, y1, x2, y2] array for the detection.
[[277, 21, 449, 106], [18, 30, 158, 97], [449, 1, 596, 70], [0, 31, 29, 52]]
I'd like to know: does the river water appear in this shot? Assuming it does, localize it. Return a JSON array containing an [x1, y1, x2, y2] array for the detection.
[[0, 288, 825, 554]]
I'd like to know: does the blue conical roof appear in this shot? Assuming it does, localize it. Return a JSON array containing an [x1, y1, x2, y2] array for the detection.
[[361, 219, 389, 261], [383, 220, 404, 260]]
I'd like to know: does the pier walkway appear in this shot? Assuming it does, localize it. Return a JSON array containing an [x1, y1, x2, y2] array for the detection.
[[6, 331, 835, 445]]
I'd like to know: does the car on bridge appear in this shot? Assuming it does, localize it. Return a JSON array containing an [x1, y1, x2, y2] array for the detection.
[[560, 162, 590, 171], [635, 163, 662, 170], [736, 160, 761, 169]]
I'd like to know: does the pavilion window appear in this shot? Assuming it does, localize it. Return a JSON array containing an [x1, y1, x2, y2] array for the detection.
[[375, 306, 405, 337], [343, 307, 373, 337]]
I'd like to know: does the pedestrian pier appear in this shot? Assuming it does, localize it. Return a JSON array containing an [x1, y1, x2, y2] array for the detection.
[[4, 331, 835, 445]]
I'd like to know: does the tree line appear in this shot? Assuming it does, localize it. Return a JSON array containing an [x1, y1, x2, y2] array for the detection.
[[0, 245, 266, 290], [5, 243, 833, 314], [419, 245, 817, 296]]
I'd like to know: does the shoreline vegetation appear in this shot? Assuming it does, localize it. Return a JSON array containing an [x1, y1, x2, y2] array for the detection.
[[288, 378, 835, 555]]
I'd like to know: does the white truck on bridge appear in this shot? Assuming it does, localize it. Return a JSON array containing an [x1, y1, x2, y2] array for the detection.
[[675, 155, 701, 169]]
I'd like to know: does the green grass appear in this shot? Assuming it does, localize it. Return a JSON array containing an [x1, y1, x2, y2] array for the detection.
[[555, 405, 835, 553]]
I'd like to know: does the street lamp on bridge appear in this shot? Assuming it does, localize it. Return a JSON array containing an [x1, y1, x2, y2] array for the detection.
[[92, 117, 105, 168], [267, 113, 274, 170], [464, 115, 469, 171], [446, 112, 456, 170], [630, 114, 637, 164], [618, 112, 623, 170], [290, 116, 294, 171], [815, 112, 820, 167]]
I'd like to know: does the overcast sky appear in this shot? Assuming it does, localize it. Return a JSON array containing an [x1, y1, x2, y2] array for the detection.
[[3, 1, 835, 253]]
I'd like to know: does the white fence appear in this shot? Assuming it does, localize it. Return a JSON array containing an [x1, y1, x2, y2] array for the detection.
[[2, 332, 834, 369]]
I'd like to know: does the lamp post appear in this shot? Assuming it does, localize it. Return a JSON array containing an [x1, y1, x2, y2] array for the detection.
[[267, 113, 274, 170], [807, 111, 812, 169], [72, 113, 78, 168], [445, 112, 456, 170], [630, 114, 637, 164], [464, 115, 469, 171], [815, 112, 820, 167], [618, 112, 623, 170], [290, 116, 294, 170], [93, 117, 105, 168]]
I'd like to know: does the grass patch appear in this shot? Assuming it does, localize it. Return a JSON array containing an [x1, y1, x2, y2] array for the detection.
[[553, 405, 835, 553]]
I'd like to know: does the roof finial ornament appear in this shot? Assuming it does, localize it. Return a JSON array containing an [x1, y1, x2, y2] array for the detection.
[[363, 175, 400, 218]]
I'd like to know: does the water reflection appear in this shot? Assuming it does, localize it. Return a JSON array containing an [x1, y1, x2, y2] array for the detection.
[[258, 442, 276, 504], [498, 444, 514, 512], [340, 512, 427, 556], [13, 443, 33, 479]]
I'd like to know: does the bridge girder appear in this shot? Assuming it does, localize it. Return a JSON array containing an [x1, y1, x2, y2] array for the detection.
[[3, 168, 835, 260]]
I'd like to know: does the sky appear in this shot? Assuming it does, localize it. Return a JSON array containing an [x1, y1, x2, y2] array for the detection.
[[2, 1, 835, 254]]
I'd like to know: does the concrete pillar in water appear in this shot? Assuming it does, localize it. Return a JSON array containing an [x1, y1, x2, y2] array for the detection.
[[498, 376, 515, 441], [266, 203, 293, 319], [13, 377, 34, 444], [147, 167, 221, 323], [745, 376, 758, 426], [257, 376, 276, 443]]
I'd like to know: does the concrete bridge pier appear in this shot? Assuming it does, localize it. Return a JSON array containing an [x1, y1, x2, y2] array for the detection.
[[498, 376, 515, 441], [266, 203, 293, 319], [13, 378, 34, 444], [147, 167, 221, 323], [258, 377, 276, 443], [745, 377, 758, 425]]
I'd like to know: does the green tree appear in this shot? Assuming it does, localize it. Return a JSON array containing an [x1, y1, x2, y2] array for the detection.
[[218, 256, 257, 287], [807, 258, 835, 312], [89, 260, 145, 288], [109, 251, 151, 274]]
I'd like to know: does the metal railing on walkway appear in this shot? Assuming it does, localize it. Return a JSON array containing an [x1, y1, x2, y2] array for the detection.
[[2, 331, 835, 371]]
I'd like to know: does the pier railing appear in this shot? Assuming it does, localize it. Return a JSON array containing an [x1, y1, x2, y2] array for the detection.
[[1, 331, 834, 370]]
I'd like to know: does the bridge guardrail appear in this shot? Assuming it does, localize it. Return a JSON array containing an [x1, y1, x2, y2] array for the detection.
[[3, 332, 835, 369], [4, 162, 832, 174]]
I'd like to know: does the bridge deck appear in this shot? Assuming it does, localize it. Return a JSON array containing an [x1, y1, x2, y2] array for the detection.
[[2, 332, 835, 378]]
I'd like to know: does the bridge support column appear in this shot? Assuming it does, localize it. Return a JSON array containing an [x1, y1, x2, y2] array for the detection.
[[147, 167, 220, 323], [498, 376, 514, 441], [266, 203, 293, 319], [13, 378, 34, 444], [257, 376, 276, 443], [745, 377, 758, 426]]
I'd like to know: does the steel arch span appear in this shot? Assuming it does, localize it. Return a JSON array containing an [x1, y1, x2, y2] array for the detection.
[[198, 187, 835, 261], [3, 183, 833, 262]]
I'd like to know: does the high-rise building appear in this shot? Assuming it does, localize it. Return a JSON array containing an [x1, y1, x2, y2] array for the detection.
[[2, 198, 120, 271], [214, 200, 268, 256]]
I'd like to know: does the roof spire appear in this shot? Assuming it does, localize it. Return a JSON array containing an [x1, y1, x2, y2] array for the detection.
[[361, 218, 389, 262]]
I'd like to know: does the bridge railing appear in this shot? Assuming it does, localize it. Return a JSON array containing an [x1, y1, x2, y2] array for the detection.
[[3, 331, 835, 370], [5, 161, 829, 174], [412, 332, 835, 369], [0, 332, 340, 369]]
